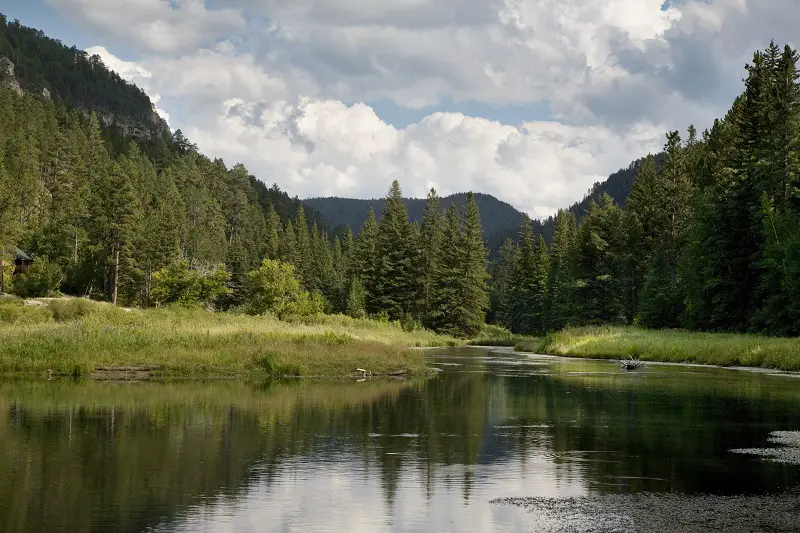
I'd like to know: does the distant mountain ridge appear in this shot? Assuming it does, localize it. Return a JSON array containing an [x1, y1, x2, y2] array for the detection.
[[304, 192, 527, 246], [307, 154, 662, 253]]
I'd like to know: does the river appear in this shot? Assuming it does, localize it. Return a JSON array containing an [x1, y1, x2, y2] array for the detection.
[[2, 347, 800, 532]]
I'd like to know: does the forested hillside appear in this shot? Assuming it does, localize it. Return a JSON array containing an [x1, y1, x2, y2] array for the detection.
[[309, 154, 664, 255], [0, 14, 162, 133], [0, 84, 315, 302], [307, 165, 657, 254], [0, 18, 321, 305], [491, 41, 800, 336], [482, 154, 665, 251]]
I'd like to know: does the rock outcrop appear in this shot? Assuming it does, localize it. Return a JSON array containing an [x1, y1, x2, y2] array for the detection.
[[1, 56, 169, 140], [0, 57, 23, 96]]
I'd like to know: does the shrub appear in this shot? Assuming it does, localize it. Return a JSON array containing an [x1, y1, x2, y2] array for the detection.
[[47, 298, 95, 322], [245, 260, 325, 318], [280, 290, 326, 319], [0, 300, 53, 324], [151, 260, 231, 307], [13, 256, 62, 298], [372, 310, 391, 323], [253, 350, 304, 377], [400, 313, 424, 332], [245, 259, 302, 315]]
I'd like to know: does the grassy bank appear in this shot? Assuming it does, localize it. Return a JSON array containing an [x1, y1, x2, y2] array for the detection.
[[0, 297, 459, 379], [466, 324, 538, 347], [521, 326, 800, 371]]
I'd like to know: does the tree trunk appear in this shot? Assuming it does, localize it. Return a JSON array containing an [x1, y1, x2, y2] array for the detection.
[[113, 249, 120, 306]]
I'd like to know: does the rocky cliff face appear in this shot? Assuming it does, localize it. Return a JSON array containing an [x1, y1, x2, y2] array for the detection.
[[97, 109, 170, 139], [0, 56, 169, 140], [0, 57, 22, 96]]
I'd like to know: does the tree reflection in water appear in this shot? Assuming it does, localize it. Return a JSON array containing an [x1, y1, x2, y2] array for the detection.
[[1, 349, 800, 532]]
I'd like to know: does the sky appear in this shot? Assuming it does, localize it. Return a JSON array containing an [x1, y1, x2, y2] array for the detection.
[[2, 0, 798, 218]]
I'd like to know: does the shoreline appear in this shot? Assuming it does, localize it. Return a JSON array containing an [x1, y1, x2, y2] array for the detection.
[[496, 326, 800, 373], [6, 297, 800, 380]]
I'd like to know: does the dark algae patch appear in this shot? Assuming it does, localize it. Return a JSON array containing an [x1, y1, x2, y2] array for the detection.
[[492, 490, 800, 533]]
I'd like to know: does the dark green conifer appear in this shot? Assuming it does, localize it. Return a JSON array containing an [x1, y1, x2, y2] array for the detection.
[[374, 181, 418, 319], [353, 208, 379, 313]]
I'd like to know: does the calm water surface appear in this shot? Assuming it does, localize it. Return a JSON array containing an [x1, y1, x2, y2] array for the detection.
[[2, 347, 800, 532]]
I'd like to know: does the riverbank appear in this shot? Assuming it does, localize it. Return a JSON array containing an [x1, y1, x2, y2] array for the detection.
[[0, 297, 459, 379], [514, 326, 800, 372]]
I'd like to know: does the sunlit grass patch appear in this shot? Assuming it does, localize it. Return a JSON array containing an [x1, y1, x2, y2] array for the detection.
[[467, 323, 539, 347], [535, 326, 800, 371], [0, 299, 460, 379]]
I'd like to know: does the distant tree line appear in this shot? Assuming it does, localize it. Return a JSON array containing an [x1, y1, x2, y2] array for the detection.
[[491, 42, 800, 336]]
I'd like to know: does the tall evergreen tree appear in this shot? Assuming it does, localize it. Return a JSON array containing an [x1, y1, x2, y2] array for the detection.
[[572, 195, 626, 324], [489, 238, 519, 325], [353, 208, 379, 314], [264, 202, 281, 260], [548, 210, 576, 330], [420, 188, 444, 326], [374, 181, 418, 319], [293, 204, 312, 285], [505, 216, 538, 334], [428, 205, 463, 334], [456, 192, 490, 337]]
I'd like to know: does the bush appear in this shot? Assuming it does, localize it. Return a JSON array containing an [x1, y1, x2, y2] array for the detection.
[[13, 256, 62, 298], [245, 260, 325, 319], [0, 300, 53, 324], [280, 290, 326, 319], [245, 259, 302, 315], [253, 350, 304, 377], [372, 310, 391, 323], [47, 298, 95, 322], [151, 260, 231, 307], [400, 313, 424, 332]]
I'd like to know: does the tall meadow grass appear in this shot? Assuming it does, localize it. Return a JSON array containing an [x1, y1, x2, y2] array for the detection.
[[523, 325, 800, 371], [0, 298, 459, 378]]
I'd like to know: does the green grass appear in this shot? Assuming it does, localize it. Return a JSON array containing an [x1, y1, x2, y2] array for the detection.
[[0, 298, 460, 379], [523, 325, 800, 371], [466, 323, 538, 347]]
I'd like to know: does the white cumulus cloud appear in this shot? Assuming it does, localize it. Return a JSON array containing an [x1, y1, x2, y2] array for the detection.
[[43, 0, 800, 218], [185, 97, 662, 217]]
